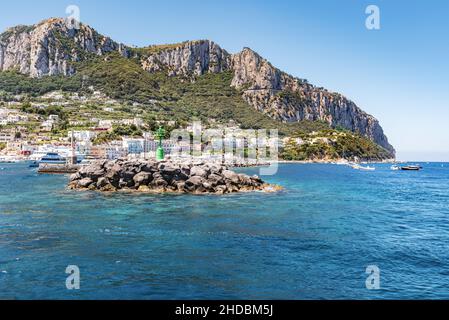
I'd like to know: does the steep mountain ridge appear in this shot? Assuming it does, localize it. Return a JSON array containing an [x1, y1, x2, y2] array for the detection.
[[0, 18, 127, 77], [139, 40, 230, 76], [0, 18, 395, 155]]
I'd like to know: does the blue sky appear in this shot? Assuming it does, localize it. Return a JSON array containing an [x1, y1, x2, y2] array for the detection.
[[1, 0, 448, 161]]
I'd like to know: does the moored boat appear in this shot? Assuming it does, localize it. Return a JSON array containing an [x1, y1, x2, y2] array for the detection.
[[39, 152, 66, 164], [0, 156, 19, 163], [29, 160, 39, 168], [400, 165, 421, 171]]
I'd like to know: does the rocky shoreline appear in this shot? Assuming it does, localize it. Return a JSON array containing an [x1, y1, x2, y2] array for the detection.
[[68, 159, 281, 194]]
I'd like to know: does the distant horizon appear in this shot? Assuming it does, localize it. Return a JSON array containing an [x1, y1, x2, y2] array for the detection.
[[1, 0, 448, 161], [396, 151, 449, 163]]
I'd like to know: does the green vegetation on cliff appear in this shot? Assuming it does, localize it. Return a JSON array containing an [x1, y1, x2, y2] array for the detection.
[[281, 129, 392, 161], [0, 53, 392, 160], [0, 54, 330, 136]]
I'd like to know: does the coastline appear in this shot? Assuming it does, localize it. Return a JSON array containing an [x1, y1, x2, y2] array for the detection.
[[234, 158, 398, 167]]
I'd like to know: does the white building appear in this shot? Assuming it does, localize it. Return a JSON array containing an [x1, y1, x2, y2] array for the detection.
[[122, 138, 145, 154], [120, 118, 144, 127], [41, 120, 55, 132], [122, 138, 180, 156], [69, 120, 87, 126], [0, 132, 15, 142], [98, 120, 114, 129], [48, 114, 60, 122], [0, 108, 8, 117], [105, 141, 127, 160], [68, 130, 97, 142]]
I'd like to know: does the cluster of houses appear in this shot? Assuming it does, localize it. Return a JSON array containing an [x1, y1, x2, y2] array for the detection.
[[0, 89, 287, 162], [0, 107, 29, 127]]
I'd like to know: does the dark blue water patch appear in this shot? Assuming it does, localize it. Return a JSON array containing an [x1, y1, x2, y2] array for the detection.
[[1, 162, 449, 299]]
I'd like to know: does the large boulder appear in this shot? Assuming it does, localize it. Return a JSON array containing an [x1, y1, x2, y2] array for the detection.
[[214, 185, 228, 194], [97, 177, 109, 188], [159, 163, 180, 175], [222, 170, 240, 184], [238, 174, 252, 186], [185, 176, 205, 191], [70, 172, 81, 181], [140, 162, 158, 173], [190, 166, 208, 178], [120, 170, 135, 181], [133, 172, 152, 186], [78, 178, 93, 188], [207, 173, 224, 187]]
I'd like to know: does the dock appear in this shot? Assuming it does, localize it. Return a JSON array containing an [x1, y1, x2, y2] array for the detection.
[[38, 163, 80, 174]]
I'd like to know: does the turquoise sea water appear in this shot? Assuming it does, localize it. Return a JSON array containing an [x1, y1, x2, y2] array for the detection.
[[1, 162, 449, 299]]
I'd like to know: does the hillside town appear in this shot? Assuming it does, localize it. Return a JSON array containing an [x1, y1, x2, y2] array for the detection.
[[0, 89, 282, 165]]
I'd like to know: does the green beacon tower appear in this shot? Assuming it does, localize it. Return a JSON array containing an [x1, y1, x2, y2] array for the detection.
[[155, 126, 166, 161]]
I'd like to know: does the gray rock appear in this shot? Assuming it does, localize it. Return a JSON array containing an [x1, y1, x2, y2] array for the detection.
[[140, 162, 157, 173], [133, 172, 152, 186], [70, 173, 81, 181], [120, 170, 135, 181], [153, 178, 168, 188], [238, 174, 252, 185], [119, 178, 134, 188], [222, 170, 240, 184], [202, 182, 213, 191], [207, 173, 224, 186], [68, 160, 272, 194], [190, 166, 208, 178], [90, 169, 105, 181], [161, 164, 180, 176], [215, 185, 228, 194], [97, 177, 109, 188], [185, 176, 204, 190], [175, 181, 186, 192], [78, 178, 93, 188]]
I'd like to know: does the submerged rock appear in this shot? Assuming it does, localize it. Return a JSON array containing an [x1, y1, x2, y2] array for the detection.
[[68, 159, 280, 194]]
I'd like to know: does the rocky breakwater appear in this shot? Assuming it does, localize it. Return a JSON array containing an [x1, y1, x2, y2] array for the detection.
[[68, 159, 281, 194]]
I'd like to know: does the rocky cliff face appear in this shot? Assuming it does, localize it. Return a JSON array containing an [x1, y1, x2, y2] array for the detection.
[[0, 18, 394, 154], [141, 40, 230, 77], [138, 44, 394, 154], [228, 48, 395, 153], [0, 18, 126, 77]]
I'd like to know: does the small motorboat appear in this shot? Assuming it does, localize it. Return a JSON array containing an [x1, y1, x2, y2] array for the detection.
[[29, 161, 39, 168], [0, 157, 18, 163], [400, 165, 421, 171], [391, 165, 400, 171]]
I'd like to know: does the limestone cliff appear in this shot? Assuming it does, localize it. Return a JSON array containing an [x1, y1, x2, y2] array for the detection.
[[137, 44, 394, 154], [140, 40, 230, 77], [0, 18, 126, 77], [229, 48, 394, 153]]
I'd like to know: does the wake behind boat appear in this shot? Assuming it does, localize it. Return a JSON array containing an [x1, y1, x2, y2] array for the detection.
[[351, 164, 375, 171]]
